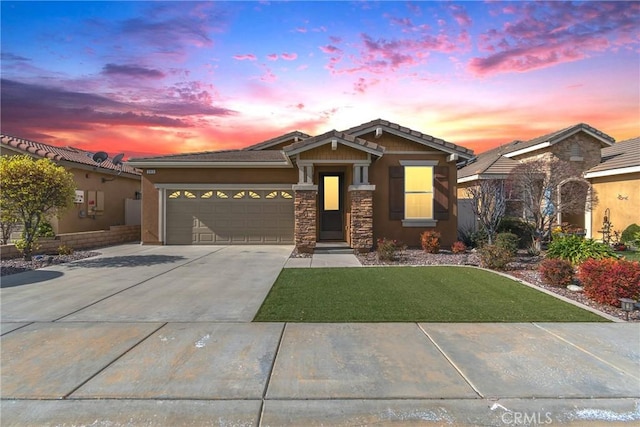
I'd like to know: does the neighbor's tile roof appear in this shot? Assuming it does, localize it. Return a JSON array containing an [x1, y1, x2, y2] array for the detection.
[[500, 123, 614, 156], [283, 129, 385, 156], [128, 149, 290, 163], [243, 131, 310, 151], [343, 118, 474, 158], [586, 137, 640, 174], [0, 134, 140, 175], [457, 146, 520, 179]]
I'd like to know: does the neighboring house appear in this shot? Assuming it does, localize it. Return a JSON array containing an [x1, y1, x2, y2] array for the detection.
[[0, 134, 142, 235], [457, 123, 615, 235], [127, 119, 474, 251], [584, 137, 640, 240]]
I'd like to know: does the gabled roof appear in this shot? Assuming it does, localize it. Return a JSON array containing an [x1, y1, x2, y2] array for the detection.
[[127, 149, 291, 168], [243, 131, 310, 151], [0, 134, 140, 176], [343, 118, 474, 159], [584, 137, 640, 178], [457, 147, 520, 181], [283, 129, 385, 157], [502, 123, 614, 158]]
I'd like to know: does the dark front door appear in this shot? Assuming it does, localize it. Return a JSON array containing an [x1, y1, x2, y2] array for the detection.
[[319, 173, 344, 240]]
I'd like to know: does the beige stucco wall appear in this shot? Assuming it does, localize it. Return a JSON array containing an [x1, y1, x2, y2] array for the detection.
[[54, 168, 140, 234], [589, 172, 640, 239]]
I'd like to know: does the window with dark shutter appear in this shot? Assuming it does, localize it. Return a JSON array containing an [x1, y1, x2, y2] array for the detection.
[[434, 166, 449, 220], [389, 166, 404, 220]]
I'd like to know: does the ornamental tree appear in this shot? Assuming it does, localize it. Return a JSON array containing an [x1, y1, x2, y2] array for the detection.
[[507, 158, 586, 249], [464, 179, 507, 244], [0, 155, 76, 260]]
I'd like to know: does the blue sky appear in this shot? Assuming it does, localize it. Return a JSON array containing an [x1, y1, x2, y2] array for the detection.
[[2, 1, 638, 158]]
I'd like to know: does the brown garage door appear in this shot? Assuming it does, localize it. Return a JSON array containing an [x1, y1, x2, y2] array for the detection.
[[165, 188, 294, 244]]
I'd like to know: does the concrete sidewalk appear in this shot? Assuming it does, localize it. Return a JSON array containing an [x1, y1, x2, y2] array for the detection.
[[2, 322, 639, 425], [1, 244, 639, 425]]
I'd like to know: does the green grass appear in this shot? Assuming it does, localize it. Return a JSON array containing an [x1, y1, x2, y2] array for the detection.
[[618, 250, 640, 262], [254, 266, 608, 323]]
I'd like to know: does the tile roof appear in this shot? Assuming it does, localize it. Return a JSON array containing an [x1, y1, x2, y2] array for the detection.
[[457, 149, 520, 179], [342, 118, 474, 158], [501, 123, 614, 156], [0, 134, 140, 176], [283, 129, 385, 156], [586, 137, 640, 174], [128, 149, 289, 163], [457, 123, 617, 181], [243, 131, 310, 151]]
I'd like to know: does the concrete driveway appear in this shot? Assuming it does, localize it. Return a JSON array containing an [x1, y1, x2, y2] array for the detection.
[[1, 243, 292, 322], [1, 244, 639, 426]]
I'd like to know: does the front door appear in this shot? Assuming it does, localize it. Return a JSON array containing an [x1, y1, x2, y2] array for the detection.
[[319, 173, 344, 240]]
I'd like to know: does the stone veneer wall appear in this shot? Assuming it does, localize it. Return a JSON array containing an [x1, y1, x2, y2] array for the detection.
[[294, 189, 317, 253], [0, 225, 140, 259], [349, 189, 374, 252]]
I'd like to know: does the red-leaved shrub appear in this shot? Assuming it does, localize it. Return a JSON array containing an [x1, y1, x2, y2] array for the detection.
[[451, 241, 467, 254], [420, 231, 441, 254], [539, 258, 574, 287], [578, 258, 640, 306]]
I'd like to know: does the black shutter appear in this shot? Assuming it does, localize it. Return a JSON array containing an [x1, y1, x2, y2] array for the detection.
[[389, 166, 404, 220], [434, 166, 449, 220]]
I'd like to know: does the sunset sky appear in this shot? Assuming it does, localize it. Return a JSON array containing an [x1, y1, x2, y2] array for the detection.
[[1, 1, 638, 159]]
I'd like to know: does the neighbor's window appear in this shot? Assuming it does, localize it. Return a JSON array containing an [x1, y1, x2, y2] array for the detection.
[[404, 166, 433, 219]]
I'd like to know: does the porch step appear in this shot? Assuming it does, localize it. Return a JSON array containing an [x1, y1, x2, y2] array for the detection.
[[314, 242, 354, 254]]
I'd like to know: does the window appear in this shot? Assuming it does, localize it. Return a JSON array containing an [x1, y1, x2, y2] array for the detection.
[[390, 161, 448, 226], [404, 166, 433, 219]]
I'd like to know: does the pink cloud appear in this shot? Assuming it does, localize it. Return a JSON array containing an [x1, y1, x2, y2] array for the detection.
[[281, 52, 297, 61], [233, 54, 257, 61], [449, 4, 472, 27], [319, 45, 341, 54], [266, 53, 278, 61], [470, 1, 640, 76]]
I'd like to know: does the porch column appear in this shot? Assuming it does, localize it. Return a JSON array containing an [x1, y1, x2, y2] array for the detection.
[[348, 184, 375, 253], [293, 184, 318, 253]]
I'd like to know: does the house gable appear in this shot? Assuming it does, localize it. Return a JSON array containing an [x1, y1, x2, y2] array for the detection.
[[343, 118, 474, 160], [283, 130, 384, 159]]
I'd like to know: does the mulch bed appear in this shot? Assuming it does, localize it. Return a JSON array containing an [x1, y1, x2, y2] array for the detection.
[[1, 251, 100, 277]]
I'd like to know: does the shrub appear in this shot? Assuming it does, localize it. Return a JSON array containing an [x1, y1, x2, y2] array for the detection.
[[578, 258, 640, 306], [478, 244, 512, 270], [546, 235, 616, 265], [458, 227, 487, 249], [36, 221, 55, 238], [497, 217, 534, 248], [495, 232, 519, 256], [634, 231, 640, 248], [539, 258, 575, 287], [621, 223, 640, 245], [58, 244, 74, 255], [451, 241, 467, 254], [376, 238, 405, 262], [420, 231, 441, 254]]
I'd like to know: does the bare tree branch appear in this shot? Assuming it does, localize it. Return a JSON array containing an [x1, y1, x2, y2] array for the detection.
[[465, 179, 507, 244]]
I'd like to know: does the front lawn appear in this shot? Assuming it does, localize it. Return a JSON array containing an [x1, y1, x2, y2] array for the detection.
[[618, 250, 640, 262], [254, 266, 608, 322]]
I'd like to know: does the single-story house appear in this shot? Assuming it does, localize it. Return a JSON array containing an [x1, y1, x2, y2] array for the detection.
[[1, 134, 142, 235], [584, 137, 640, 240], [127, 119, 474, 251], [457, 123, 615, 234]]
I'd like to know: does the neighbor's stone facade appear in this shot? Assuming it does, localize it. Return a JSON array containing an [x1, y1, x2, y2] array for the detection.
[[294, 188, 317, 253], [349, 189, 374, 252]]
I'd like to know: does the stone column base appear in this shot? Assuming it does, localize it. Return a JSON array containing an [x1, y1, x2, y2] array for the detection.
[[349, 186, 374, 252], [293, 186, 318, 253]]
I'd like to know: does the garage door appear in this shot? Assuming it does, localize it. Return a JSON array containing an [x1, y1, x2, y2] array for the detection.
[[165, 188, 294, 244]]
